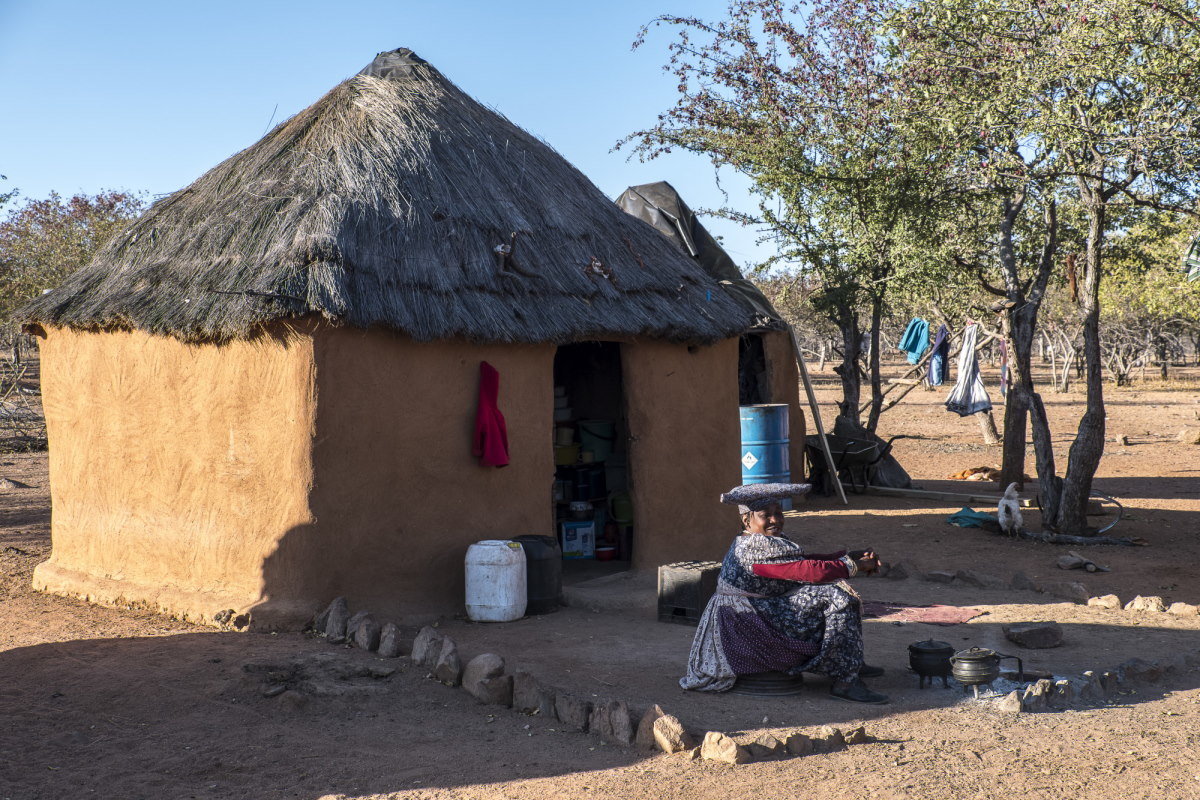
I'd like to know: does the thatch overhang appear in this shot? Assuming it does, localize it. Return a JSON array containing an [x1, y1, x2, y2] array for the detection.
[[23, 49, 755, 345]]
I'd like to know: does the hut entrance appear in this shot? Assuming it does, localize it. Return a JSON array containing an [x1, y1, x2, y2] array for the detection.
[[552, 342, 632, 574], [738, 333, 771, 405]]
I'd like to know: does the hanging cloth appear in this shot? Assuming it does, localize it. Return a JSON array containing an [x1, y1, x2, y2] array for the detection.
[[927, 324, 950, 387], [945, 324, 992, 416], [999, 338, 1009, 397], [897, 318, 930, 365], [472, 361, 510, 467]]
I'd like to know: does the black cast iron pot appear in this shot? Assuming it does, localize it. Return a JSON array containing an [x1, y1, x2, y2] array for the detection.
[[951, 646, 1024, 688], [908, 639, 954, 688]]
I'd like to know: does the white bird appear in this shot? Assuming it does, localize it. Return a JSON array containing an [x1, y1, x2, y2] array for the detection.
[[997, 482, 1023, 537]]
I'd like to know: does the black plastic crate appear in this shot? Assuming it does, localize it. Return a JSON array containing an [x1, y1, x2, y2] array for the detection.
[[657, 560, 721, 625]]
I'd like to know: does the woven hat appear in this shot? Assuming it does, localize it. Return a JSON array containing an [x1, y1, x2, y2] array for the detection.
[[720, 483, 812, 513]]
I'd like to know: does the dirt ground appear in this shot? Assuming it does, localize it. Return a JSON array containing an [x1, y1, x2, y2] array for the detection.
[[2, 360, 1200, 800]]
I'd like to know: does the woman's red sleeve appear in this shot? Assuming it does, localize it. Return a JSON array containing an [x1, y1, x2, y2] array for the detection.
[[752, 558, 849, 583]]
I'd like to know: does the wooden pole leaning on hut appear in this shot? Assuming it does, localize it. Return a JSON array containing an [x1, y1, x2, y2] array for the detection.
[[788, 324, 848, 505]]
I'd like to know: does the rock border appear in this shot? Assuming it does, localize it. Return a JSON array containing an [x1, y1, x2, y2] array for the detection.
[[302, 598, 876, 765]]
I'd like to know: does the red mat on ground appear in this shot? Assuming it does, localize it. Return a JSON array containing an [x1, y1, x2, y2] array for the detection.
[[861, 601, 985, 625]]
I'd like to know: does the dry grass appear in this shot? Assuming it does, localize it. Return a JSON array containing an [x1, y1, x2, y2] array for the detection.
[[22, 49, 752, 345]]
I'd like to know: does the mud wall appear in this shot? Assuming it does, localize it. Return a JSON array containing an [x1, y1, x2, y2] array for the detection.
[[622, 339, 743, 569], [761, 329, 808, 488], [33, 325, 317, 623], [285, 328, 556, 623]]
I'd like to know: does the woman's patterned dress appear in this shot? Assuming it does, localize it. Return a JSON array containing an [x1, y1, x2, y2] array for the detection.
[[680, 532, 865, 691]]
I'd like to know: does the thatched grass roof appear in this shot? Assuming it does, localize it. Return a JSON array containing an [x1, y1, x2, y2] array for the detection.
[[23, 49, 754, 344]]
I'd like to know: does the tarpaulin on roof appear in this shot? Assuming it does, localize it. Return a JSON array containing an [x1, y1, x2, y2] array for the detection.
[[1184, 232, 1200, 282], [616, 181, 785, 331]]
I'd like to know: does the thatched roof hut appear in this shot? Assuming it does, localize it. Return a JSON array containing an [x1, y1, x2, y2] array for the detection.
[[24, 49, 751, 344], [27, 50, 804, 628]]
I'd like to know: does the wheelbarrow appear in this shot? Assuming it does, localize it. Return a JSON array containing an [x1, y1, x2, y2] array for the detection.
[[805, 433, 905, 495]]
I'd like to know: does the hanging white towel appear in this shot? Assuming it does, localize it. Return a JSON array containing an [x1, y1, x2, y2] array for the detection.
[[945, 324, 992, 417]]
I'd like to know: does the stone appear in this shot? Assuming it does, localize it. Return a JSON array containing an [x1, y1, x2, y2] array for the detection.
[[512, 672, 556, 717], [554, 692, 593, 732], [346, 610, 372, 640], [1022, 679, 1052, 711], [1099, 670, 1122, 694], [652, 715, 693, 754], [1178, 427, 1200, 444], [1078, 671, 1105, 702], [748, 733, 785, 760], [312, 597, 344, 633], [842, 725, 870, 745], [1050, 679, 1075, 708], [885, 560, 914, 581], [1168, 602, 1199, 617], [463, 654, 511, 705], [956, 569, 1005, 589], [605, 701, 635, 746], [812, 725, 846, 752], [634, 704, 666, 750], [1044, 581, 1089, 604], [700, 731, 749, 764], [996, 690, 1023, 713], [377, 623, 403, 658], [684, 746, 701, 761], [433, 638, 463, 686], [1010, 571, 1039, 592], [352, 614, 381, 651], [1003, 621, 1064, 649], [1057, 554, 1088, 570], [784, 732, 813, 756], [0, 477, 30, 489], [1124, 595, 1167, 613], [1088, 594, 1122, 610], [410, 626, 443, 667], [324, 597, 350, 643], [1119, 658, 1163, 683], [589, 700, 634, 746], [924, 570, 956, 583]]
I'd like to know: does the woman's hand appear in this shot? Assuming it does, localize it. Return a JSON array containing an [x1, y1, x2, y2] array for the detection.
[[850, 549, 881, 575]]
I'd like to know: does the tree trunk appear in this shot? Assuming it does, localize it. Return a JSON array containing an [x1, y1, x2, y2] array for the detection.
[[865, 294, 884, 433], [978, 410, 1001, 445], [832, 307, 863, 428], [1052, 200, 1107, 535]]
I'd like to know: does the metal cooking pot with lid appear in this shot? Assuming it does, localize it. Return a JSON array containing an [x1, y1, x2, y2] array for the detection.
[[950, 646, 1024, 687], [908, 640, 954, 688]]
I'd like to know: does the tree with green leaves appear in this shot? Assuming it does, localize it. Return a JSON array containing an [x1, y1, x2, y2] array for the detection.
[[622, 0, 956, 434], [892, 0, 1200, 533], [0, 190, 144, 321]]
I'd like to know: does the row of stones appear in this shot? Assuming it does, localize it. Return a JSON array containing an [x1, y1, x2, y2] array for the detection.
[[884, 559, 1200, 614], [407, 624, 874, 765], [310, 599, 873, 767], [992, 649, 1200, 714]]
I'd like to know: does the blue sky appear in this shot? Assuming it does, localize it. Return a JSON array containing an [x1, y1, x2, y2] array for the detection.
[[0, 0, 775, 266]]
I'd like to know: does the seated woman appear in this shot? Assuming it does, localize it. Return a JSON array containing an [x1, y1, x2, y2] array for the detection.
[[681, 482, 888, 704]]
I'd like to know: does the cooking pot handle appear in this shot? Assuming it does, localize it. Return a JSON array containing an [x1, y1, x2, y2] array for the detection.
[[997, 653, 1024, 681]]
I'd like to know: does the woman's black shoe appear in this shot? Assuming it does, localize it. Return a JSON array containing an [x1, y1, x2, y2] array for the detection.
[[859, 664, 885, 678], [830, 679, 889, 704]]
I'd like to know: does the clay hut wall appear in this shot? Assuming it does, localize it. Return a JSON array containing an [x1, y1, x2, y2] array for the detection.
[[31, 325, 318, 623], [623, 338, 744, 568], [263, 327, 556, 624]]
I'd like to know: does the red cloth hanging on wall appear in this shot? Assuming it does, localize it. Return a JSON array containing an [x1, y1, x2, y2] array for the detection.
[[473, 361, 510, 467]]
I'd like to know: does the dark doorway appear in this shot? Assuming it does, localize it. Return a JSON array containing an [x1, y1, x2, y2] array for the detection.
[[551, 342, 632, 573]]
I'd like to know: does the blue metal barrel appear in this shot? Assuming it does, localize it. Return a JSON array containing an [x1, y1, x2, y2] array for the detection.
[[739, 404, 791, 509]]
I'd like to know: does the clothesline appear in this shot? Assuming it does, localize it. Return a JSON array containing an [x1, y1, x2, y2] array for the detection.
[[857, 325, 1001, 417]]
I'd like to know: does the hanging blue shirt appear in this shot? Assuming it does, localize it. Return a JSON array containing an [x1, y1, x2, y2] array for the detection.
[[898, 318, 930, 365]]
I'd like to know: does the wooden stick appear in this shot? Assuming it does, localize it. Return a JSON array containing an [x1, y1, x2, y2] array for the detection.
[[789, 324, 848, 505]]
